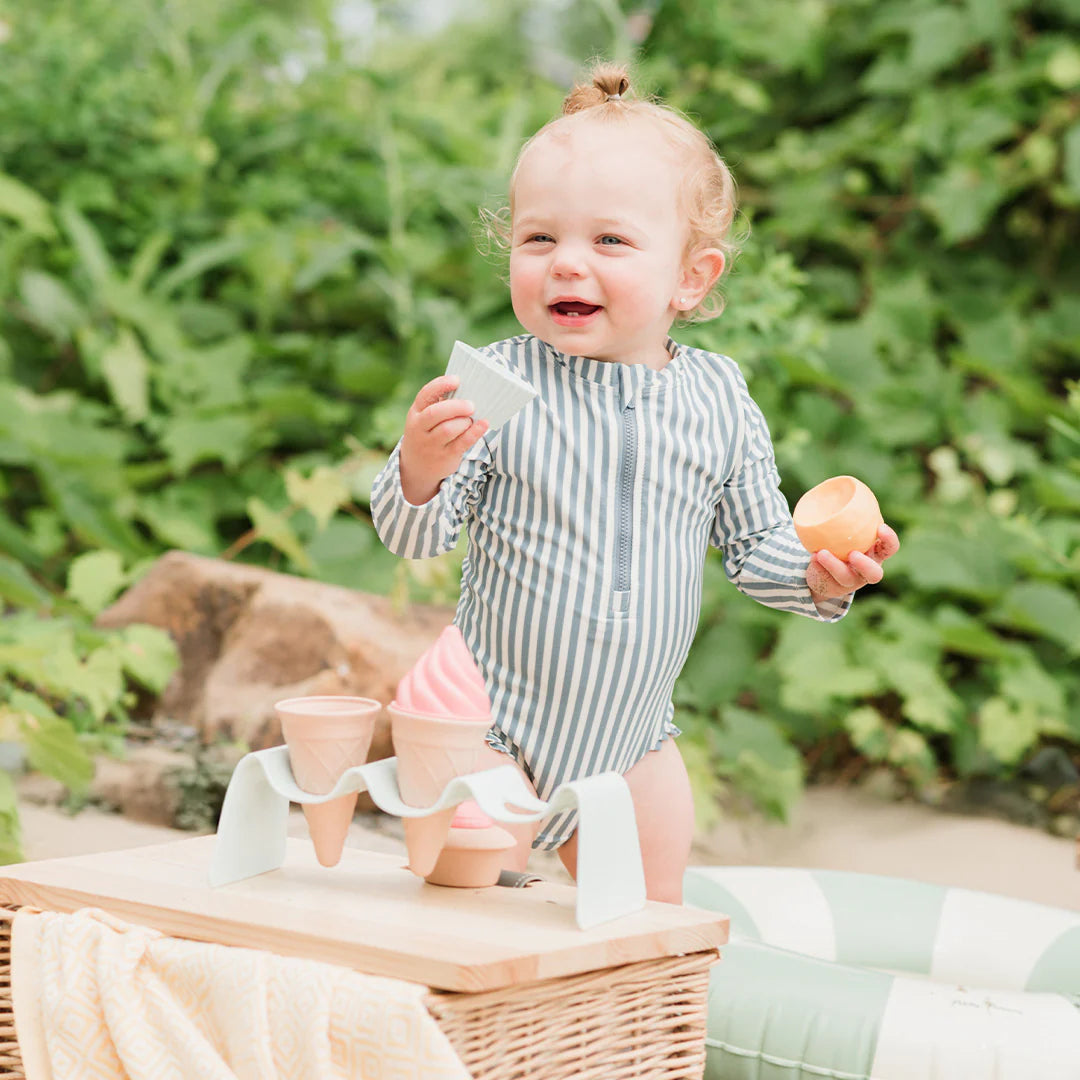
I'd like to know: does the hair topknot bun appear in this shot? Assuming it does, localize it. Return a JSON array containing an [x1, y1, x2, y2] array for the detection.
[[562, 62, 632, 115]]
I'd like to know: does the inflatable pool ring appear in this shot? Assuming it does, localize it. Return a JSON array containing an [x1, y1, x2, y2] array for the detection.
[[684, 866, 1080, 1079]]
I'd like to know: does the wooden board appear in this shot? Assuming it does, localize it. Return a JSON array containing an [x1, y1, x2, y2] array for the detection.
[[0, 836, 727, 992]]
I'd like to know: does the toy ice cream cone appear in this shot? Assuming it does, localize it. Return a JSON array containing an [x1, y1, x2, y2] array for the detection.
[[793, 475, 884, 561], [390, 705, 492, 877], [276, 696, 379, 868], [390, 624, 494, 878], [445, 340, 538, 431]]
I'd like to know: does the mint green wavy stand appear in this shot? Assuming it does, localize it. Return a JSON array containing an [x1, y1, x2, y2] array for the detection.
[[209, 748, 646, 930]]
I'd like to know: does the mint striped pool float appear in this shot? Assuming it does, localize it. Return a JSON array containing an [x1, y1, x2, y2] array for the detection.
[[684, 866, 1080, 1079]]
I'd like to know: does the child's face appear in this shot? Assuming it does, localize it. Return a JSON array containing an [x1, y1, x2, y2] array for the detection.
[[509, 122, 689, 367]]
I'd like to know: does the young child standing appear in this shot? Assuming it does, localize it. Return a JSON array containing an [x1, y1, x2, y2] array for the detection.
[[372, 63, 899, 903]]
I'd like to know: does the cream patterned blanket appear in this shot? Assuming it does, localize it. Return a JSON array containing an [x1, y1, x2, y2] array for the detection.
[[12, 907, 470, 1080]]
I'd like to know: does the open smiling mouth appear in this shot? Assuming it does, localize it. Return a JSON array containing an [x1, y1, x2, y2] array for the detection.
[[549, 301, 601, 321]]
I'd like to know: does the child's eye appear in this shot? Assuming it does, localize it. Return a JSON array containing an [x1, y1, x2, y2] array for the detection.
[[598, 235, 624, 246], [527, 233, 554, 244]]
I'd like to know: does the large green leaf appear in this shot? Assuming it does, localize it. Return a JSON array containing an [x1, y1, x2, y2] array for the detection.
[[302, 517, 401, 593], [246, 497, 313, 571], [58, 202, 114, 288], [868, 642, 961, 733], [1064, 122, 1080, 198], [285, 466, 350, 531], [998, 646, 1068, 732], [43, 647, 125, 723], [712, 706, 804, 821], [4, 690, 94, 793], [0, 516, 45, 570], [886, 524, 1015, 601], [977, 697, 1042, 766], [136, 488, 220, 552], [38, 467, 147, 558], [923, 161, 1009, 244], [100, 328, 151, 423], [909, 7, 975, 75], [151, 235, 253, 298], [844, 705, 891, 761], [18, 270, 87, 341], [294, 230, 376, 292], [990, 582, 1080, 655], [933, 607, 1012, 661], [0, 172, 55, 237], [113, 624, 179, 694], [680, 615, 763, 707], [0, 556, 53, 610], [773, 618, 882, 715], [159, 413, 257, 474], [155, 336, 253, 410], [66, 550, 127, 615]]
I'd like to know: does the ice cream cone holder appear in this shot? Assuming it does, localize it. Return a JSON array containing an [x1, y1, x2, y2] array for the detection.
[[209, 748, 647, 930]]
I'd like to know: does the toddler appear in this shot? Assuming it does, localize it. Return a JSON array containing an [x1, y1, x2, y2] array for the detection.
[[372, 63, 899, 903]]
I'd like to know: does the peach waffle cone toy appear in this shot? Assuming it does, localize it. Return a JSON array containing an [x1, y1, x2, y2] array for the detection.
[[276, 696, 380, 868], [389, 626, 494, 878]]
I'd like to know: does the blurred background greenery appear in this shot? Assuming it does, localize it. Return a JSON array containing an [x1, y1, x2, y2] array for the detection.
[[0, 0, 1077, 858]]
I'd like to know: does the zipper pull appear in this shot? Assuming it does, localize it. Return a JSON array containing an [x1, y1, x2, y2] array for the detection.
[[618, 365, 636, 410]]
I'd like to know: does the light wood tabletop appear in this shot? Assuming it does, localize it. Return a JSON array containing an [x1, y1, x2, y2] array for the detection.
[[0, 835, 728, 992]]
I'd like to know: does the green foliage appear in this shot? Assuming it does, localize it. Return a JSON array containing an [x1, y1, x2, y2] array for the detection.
[[0, 608, 180, 859], [650, 0, 1080, 816], [0, 0, 1076, 838]]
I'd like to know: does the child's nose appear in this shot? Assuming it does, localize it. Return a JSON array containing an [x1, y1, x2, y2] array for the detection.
[[550, 244, 587, 278]]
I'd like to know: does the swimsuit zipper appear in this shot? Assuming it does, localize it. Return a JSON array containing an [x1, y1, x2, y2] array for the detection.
[[614, 382, 636, 613]]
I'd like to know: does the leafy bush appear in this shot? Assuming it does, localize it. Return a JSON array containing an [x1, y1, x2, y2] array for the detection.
[[649, 0, 1080, 817], [0, 0, 1076, 852]]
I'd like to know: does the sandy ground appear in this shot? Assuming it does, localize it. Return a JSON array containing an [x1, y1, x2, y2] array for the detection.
[[15, 785, 1079, 911]]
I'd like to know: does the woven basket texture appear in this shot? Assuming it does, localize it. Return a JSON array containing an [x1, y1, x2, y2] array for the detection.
[[0, 906, 714, 1079]]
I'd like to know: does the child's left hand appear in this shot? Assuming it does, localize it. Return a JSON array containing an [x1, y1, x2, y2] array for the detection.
[[805, 524, 900, 599]]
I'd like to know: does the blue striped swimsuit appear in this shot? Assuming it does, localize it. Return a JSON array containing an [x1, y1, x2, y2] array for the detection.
[[372, 335, 849, 849]]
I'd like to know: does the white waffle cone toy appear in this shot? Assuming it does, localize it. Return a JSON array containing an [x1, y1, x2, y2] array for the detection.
[[445, 340, 537, 431]]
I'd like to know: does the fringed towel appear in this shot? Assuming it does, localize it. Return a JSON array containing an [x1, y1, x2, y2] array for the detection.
[[12, 907, 470, 1080]]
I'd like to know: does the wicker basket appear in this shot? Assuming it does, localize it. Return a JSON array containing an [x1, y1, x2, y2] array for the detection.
[[0, 907, 715, 1079]]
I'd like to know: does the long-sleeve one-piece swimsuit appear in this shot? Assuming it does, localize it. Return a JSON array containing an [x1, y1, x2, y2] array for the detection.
[[372, 335, 848, 848]]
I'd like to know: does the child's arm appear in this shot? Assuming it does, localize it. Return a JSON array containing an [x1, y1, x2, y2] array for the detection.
[[710, 381, 852, 622], [370, 375, 492, 559]]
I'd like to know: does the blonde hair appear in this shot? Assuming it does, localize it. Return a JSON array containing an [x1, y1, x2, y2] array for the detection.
[[480, 62, 741, 322]]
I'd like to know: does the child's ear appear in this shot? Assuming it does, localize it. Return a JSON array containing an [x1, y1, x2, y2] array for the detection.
[[674, 248, 725, 311]]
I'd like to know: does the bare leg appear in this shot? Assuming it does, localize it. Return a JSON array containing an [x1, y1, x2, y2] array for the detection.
[[473, 744, 540, 872], [557, 738, 694, 904]]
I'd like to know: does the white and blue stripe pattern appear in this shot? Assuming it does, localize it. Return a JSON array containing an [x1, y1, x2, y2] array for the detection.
[[372, 335, 848, 848]]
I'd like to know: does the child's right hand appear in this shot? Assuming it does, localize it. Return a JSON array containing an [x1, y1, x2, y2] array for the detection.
[[398, 375, 489, 505]]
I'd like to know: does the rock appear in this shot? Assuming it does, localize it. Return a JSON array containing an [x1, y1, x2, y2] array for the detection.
[[857, 767, 906, 803], [91, 746, 194, 827], [97, 551, 452, 756], [1020, 746, 1080, 790], [16, 771, 68, 807]]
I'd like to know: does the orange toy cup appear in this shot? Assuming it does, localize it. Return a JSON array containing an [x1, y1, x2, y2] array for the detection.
[[277, 696, 380, 868], [792, 476, 884, 561]]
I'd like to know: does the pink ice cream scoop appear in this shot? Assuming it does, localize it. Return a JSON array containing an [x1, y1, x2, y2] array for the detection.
[[392, 625, 491, 719]]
